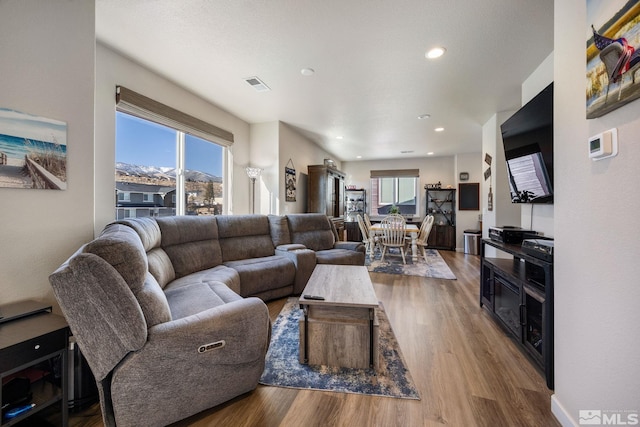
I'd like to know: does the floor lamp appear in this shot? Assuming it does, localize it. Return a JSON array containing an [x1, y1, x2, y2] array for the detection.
[[246, 167, 261, 214]]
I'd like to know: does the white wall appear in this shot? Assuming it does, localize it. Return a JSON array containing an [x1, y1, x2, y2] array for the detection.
[[0, 0, 95, 307], [95, 43, 252, 230], [278, 122, 339, 214], [250, 122, 279, 214], [481, 112, 521, 236], [552, 0, 640, 424]]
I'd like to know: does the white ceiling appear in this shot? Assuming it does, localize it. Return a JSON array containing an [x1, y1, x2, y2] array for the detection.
[[96, 0, 554, 162]]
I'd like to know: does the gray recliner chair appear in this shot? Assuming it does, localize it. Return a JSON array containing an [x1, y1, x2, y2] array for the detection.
[[49, 223, 270, 427]]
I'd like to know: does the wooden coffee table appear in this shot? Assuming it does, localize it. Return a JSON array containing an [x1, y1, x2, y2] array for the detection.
[[298, 264, 379, 369]]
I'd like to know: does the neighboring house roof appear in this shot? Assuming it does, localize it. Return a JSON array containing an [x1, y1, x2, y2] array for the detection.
[[116, 181, 174, 193]]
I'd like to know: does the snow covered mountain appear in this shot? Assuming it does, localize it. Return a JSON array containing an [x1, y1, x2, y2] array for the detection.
[[116, 162, 221, 183]]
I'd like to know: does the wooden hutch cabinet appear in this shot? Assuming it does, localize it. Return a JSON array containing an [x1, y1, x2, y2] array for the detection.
[[307, 165, 345, 238]]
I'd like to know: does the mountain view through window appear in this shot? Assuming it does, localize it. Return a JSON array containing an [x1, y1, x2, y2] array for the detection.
[[115, 112, 224, 219]]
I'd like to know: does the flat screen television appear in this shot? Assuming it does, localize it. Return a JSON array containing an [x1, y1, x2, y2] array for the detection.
[[500, 82, 553, 204]]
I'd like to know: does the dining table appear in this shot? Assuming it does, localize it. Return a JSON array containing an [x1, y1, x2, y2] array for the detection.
[[370, 222, 420, 261]]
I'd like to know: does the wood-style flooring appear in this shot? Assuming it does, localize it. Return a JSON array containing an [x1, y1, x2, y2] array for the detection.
[[64, 251, 559, 427]]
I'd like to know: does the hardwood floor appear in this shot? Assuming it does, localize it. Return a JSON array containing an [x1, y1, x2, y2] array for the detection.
[[66, 251, 559, 427]]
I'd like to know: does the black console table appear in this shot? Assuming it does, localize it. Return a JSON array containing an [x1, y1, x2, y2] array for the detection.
[[480, 239, 554, 389], [0, 300, 69, 426]]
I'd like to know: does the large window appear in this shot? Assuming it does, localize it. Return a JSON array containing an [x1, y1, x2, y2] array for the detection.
[[115, 87, 231, 220], [370, 169, 419, 216]]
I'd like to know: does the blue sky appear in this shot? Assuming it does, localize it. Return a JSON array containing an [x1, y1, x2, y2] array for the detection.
[[116, 112, 223, 176]]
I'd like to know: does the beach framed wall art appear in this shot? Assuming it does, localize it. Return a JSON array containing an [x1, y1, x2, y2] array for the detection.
[[0, 108, 67, 190], [586, 0, 640, 118]]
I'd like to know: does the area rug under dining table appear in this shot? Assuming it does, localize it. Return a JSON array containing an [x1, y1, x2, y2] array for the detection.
[[366, 248, 456, 280], [259, 298, 420, 400]]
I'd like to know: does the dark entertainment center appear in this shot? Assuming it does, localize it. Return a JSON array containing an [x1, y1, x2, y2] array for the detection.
[[480, 238, 554, 389]]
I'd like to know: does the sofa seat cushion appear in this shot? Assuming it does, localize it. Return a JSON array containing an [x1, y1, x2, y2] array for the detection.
[[315, 249, 365, 265], [164, 282, 242, 320], [224, 256, 295, 297], [164, 265, 241, 295]]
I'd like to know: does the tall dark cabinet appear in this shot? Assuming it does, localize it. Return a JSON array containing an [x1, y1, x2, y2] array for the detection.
[[425, 188, 456, 250], [307, 165, 345, 238]]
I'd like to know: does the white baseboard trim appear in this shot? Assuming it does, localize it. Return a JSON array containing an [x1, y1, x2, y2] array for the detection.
[[552, 394, 578, 427]]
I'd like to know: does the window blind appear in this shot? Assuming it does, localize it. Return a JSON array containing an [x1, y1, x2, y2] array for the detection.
[[370, 169, 419, 178], [115, 86, 234, 146]]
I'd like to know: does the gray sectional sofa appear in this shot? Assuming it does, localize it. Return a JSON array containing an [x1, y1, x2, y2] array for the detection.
[[49, 213, 364, 427]]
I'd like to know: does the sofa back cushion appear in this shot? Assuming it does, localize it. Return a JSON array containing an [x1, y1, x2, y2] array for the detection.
[[286, 214, 336, 251], [118, 218, 176, 288], [268, 214, 291, 247], [156, 216, 222, 278], [117, 217, 161, 251], [84, 223, 148, 290], [83, 223, 172, 328], [137, 273, 172, 326], [146, 248, 175, 288], [216, 215, 275, 261]]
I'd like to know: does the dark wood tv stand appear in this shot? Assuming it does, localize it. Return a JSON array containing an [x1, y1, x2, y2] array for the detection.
[[480, 238, 554, 389]]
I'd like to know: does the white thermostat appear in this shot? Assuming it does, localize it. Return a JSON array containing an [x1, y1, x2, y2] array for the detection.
[[589, 128, 618, 161]]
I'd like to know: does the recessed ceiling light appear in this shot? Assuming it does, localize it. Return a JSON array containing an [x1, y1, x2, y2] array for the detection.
[[418, 114, 431, 120], [426, 47, 446, 59], [435, 127, 445, 132], [301, 68, 315, 76], [356, 155, 362, 159], [427, 152, 434, 155], [336, 135, 344, 140]]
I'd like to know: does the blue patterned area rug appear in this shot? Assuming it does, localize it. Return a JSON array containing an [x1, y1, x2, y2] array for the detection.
[[259, 298, 420, 400], [366, 248, 456, 280]]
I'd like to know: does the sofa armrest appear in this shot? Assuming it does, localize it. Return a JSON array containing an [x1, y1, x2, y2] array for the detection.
[[110, 297, 270, 426], [49, 252, 148, 381], [140, 297, 269, 362], [334, 241, 366, 253], [275, 247, 316, 294], [275, 243, 307, 251]]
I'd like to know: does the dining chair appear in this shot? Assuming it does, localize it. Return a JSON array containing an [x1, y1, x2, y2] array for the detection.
[[415, 215, 435, 261], [363, 213, 379, 253], [363, 213, 374, 234], [357, 214, 377, 257], [380, 214, 407, 264]]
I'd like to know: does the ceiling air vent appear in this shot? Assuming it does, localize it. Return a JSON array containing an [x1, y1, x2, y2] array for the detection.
[[244, 76, 271, 92]]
